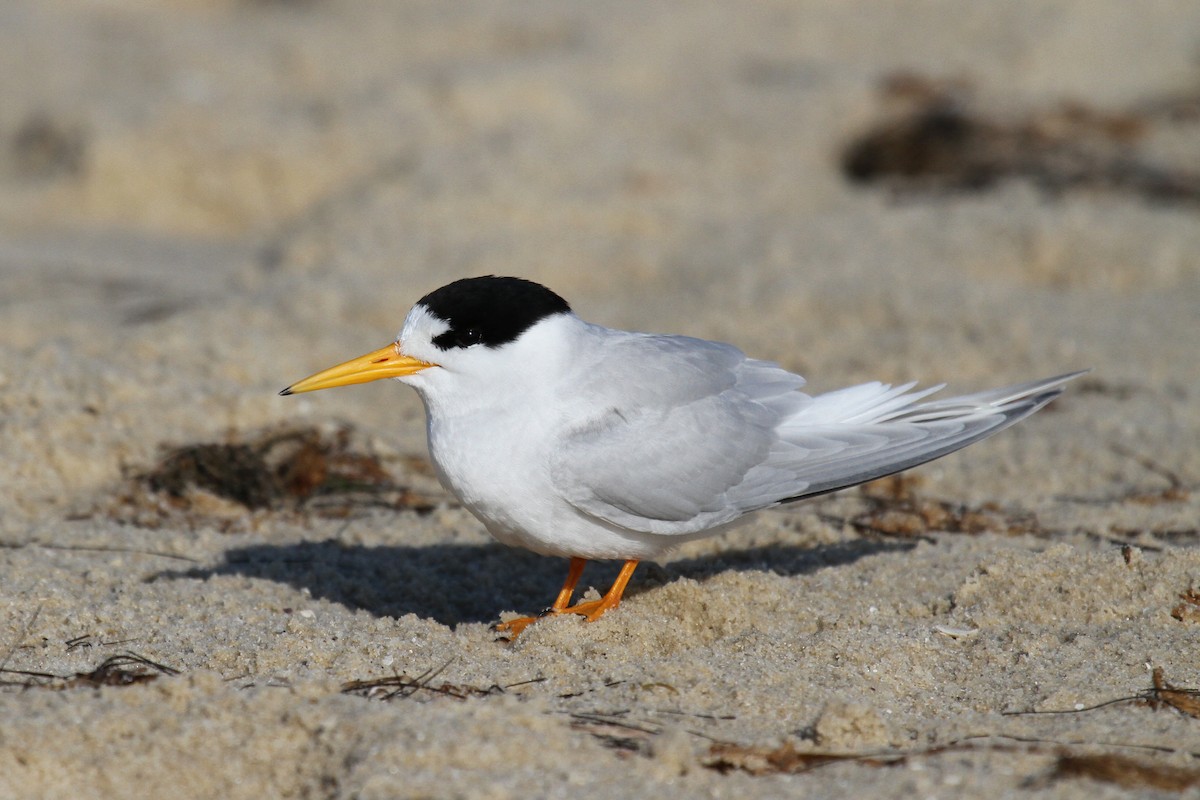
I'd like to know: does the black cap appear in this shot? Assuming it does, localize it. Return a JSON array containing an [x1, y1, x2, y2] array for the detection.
[[418, 276, 572, 350]]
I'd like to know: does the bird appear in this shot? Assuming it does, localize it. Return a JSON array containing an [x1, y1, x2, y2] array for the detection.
[[281, 276, 1085, 639]]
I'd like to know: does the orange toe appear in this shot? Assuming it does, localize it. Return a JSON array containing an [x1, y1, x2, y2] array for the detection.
[[492, 559, 640, 640], [560, 597, 611, 622], [493, 614, 541, 640]]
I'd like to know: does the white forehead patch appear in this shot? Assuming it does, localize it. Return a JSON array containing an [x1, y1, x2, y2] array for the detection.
[[397, 304, 450, 359], [399, 304, 449, 342]]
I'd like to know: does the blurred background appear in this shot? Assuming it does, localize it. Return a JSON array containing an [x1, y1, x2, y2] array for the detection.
[[2, 0, 1198, 525]]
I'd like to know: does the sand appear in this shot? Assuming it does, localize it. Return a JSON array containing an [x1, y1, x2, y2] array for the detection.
[[2, 2, 1199, 797]]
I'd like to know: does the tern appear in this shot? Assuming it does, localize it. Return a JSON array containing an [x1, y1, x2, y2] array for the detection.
[[282, 276, 1084, 639]]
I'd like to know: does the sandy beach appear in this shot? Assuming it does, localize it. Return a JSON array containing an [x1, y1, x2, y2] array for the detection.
[[2, 2, 1199, 797]]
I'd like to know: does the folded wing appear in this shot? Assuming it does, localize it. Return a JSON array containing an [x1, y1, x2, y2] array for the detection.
[[552, 343, 1084, 536]]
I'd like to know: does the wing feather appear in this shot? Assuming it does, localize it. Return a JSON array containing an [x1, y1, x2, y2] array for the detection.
[[552, 332, 1084, 536]]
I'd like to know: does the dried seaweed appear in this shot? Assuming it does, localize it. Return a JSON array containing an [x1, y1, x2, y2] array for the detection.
[[705, 741, 898, 775], [842, 71, 1200, 205], [1001, 665, 1200, 719], [92, 423, 444, 531], [1055, 753, 1200, 791], [705, 734, 1200, 781], [1171, 589, 1200, 624], [342, 660, 545, 702], [1148, 667, 1200, 719], [819, 474, 1043, 540], [0, 652, 179, 691], [10, 113, 87, 181], [566, 710, 662, 754], [69, 653, 180, 687]]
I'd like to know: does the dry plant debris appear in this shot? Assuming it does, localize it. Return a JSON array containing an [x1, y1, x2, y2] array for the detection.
[[8, 113, 87, 181], [342, 661, 545, 703], [1171, 589, 1200, 624], [1054, 753, 1200, 791], [93, 424, 442, 530], [0, 653, 179, 691], [1148, 667, 1200, 719], [706, 736, 1200, 787], [842, 71, 1200, 204], [705, 741, 894, 775], [566, 710, 664, 755], [838, 450, 1195, 548], [1002, 666, 1200, 719], [824, 474, 1042, 539]]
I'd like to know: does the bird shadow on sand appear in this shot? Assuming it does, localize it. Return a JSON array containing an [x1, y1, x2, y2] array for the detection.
[[153, 537, 916, 628]]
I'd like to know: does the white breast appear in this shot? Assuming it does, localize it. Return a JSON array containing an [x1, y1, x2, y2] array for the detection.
[[407, 315, 674, 559]]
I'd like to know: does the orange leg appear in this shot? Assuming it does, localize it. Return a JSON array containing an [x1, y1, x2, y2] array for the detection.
[[494, 558, 640, 640], [494, 557, 587, 639], [559, 559, 639, 622], [550, 557, 588, 612]]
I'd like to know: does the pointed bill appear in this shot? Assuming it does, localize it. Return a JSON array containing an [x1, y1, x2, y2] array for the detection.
[[280, 343, 433, 395]]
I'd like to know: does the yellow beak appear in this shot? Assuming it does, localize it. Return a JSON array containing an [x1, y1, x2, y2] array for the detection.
[[279, 343, 434, 395]]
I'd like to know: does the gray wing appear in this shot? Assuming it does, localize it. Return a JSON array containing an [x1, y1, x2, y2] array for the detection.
[[552, 337, 1084, 536], [765, 371, 1087, 503], [550, 333, 809, 534]]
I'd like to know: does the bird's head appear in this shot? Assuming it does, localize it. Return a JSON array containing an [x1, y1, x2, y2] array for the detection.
[[280, 276, 574, 402]]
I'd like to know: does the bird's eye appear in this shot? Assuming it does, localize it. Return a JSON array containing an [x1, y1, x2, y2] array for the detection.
[[458, 328, 483, 347], [431, 326, 485, 351]]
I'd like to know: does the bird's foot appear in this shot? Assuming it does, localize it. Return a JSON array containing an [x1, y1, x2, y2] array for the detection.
[[493, 559, 638, 641], [492, 605, 560, 639], [492, 614, 543, 640], [493, 597, 623, 641], [559, 597, 618, 623]]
